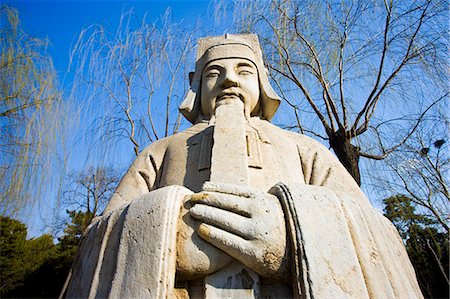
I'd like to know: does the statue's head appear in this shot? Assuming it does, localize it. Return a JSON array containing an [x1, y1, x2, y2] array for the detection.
[[179, 34, 281, 123]]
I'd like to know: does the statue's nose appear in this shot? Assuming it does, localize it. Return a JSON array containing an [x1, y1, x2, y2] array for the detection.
[[220, 72, 239, 88]]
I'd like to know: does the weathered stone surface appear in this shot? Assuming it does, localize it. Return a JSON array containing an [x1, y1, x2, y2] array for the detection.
[[204, 261, 260, 298], [63, 34, 423, 299], [210, 102, 248, 185]]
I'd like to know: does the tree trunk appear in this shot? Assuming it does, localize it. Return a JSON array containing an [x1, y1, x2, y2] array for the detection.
[[328, 131, 361, 186]]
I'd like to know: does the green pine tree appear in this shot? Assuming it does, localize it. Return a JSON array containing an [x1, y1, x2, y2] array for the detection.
[[383, 195, 449, 298]]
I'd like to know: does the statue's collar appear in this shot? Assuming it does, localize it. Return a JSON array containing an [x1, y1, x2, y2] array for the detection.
[[186, 117, 271, 145]]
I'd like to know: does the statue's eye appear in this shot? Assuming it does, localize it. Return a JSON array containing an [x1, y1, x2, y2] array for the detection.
[[239, 70, 253, 75], [205, 70, 220, 78], [238, 67, 255, 76]]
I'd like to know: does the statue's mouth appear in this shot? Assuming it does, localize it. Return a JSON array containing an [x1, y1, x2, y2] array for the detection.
[[217, 91, 242, 102]]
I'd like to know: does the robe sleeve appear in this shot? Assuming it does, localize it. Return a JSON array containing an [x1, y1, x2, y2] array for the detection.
[[63, 186, 192, 299], [270, 132, 423, 298], [62, 139, 182, 299], [103, 139, 169, 214], [289, 131, 364, 197]]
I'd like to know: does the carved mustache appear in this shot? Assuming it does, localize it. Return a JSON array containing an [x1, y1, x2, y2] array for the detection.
[[216, 90, 244, 101]]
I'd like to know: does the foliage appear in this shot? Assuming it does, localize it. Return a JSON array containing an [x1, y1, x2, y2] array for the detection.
[[0, 210, 94, 297], [0, 216, 28, 294], [383, 195, 449, 298], [62, 210, 94, 243], [384, 195, 432, 238], [216, 0, 449, 185], [0, 165, 119, 296], [0, 216, 56, 296], [0, 5, 64, 215], [407, 226, 449, 298]]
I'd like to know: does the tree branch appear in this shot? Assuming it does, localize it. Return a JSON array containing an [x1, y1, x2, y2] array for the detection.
[[261, 13, 333, 134], [359, 93, 447, 160], [352, 0, 393, 133]]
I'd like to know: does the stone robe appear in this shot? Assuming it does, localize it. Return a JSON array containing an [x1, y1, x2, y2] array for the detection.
[[63, 118, 423, 298]]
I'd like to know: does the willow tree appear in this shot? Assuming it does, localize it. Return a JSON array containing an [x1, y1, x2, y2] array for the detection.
[[68, 9, 200, 158], [217, 0, 449, 185], [0, 5, 63, 214]]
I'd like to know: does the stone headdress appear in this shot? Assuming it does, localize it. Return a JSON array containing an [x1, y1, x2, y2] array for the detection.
[[179, 34, 281, 123]]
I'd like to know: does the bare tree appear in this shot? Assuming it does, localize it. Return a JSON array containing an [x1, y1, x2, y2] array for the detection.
[[68, 8, 200, 158], [0, 5, 64, 214], [376, 108, 449, 232], [215, 0, 449, 185], [62, 167, 121, 218], [373, 106, 449, 296], [45, 166, 122, 241]]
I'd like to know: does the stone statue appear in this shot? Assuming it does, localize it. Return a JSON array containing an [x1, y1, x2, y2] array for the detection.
[[63, 34, 423, 298]]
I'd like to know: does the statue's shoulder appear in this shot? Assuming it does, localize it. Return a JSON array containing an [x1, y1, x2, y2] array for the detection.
[[257, 119, 347, 170], [259, 121, 362, 191], [139, 122, 208, 157], [282, 128, 329, 151], [256, 119, 328, 151]]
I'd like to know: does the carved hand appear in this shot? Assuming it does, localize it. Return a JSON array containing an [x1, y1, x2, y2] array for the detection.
[[189, 182, 290, 280], [176, 195, 233, 280]]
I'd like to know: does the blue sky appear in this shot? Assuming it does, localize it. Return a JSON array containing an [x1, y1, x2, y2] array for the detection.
[[3, 0, 218, 237], [3, 1, 446, 238], [5, 0, 213, 75]]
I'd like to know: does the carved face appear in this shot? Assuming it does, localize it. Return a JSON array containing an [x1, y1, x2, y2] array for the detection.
[[200, 58, 260, 118]]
